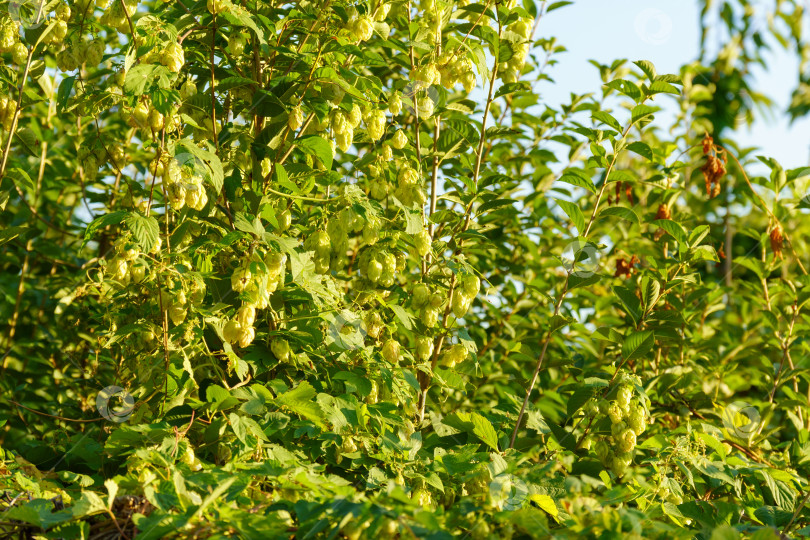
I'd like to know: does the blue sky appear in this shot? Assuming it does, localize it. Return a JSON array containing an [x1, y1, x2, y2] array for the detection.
[[537, 0, 810, 171]]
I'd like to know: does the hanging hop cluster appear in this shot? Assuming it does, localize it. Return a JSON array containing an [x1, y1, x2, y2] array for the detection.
[[159, 273, 207, 327], [452, 273, 480, 318], [345, 11, 375, 43], [329, 105, 363, 153], [98, 0, 138, 32], [305, 206, 381, 275], [411, 283, 445, 329], [0, 94, 19, 133], [161, 157, 209, 212], [586, 378, 648, 477], [224, 251, 288, 348], [359, 248, 398, 287], [498, 17, 532, 83], [57, 39, 104, 72], [435, 51, 477, 94], [128, 99, 181, 136], [394, 165, 426, 207]]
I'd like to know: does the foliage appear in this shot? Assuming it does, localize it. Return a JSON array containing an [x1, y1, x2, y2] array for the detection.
[[2, 0, 810, 538]]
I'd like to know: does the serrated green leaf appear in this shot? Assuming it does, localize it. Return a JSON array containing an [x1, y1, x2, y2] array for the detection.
[[296, 135, 333, 170], [631, 104, 659, 125], [558, 169, 597, 194], [592, 110, 622, 132], [599, 206, 639, 225], [622, 331, 655, 360], [634, 60, 657, 81], [124, 213, 160, 252], [276, 381, 326, 428], [555, 199, 586, 235], [653, 219, 688, 244]]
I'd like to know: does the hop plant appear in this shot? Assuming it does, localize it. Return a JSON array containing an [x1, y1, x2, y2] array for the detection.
[[162, 43, 185, 73], [391, 129, 408, 150], [288, 106, 304, 131], [366, 109, 386, 141], [388, 93, 402, 115]]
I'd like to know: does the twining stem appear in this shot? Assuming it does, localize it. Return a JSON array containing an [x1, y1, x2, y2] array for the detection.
[[1, 140, 48, 371], [407, 0, 422, 166], [508, 123, 633, 449], [210, 15, 219, 149], [721, 146, 807, 276], [415, 19, 503, 424]]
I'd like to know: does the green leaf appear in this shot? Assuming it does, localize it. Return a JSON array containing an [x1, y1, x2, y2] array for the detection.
[[56, 75, 75, 112], [604, 79, 642, 102], [221, 10, 265, 42], [626, 141, 654, 160], [653, 219, 688, 244], [477, 198, 516, 215], [634, 60, 657, 81], [0, 225, 31, 246], [549, 314, 572, 334], [555, 199, 586, 235], [568, 272, 601, 290], [733, 257, 765, 279], [547, 1, 573, 12], [276, 381, 326, 428], [124, 63, 159, 95], [175, 139, 225, 192], [471, 412, 499, 451], [9, 167, 35, 192], [599, 206, 639, 225], [613, 286, 642, 326], [529, 494, 559, 517], [592, 110, 622, 132], [640, 276, 661, 310], [296, 135, 333, 170], [6, 499, 73, 529], [389, 303, 414, 331], [690, 245, 719, 262], [649, 80, 680, 95], [622, 331, 655, 361], [631, 104, 659, 125], [567, 387, 595, 417], [689, 225, 711, 247], [83, 210, 128, 247], [124, 213, 160, 252], [558, 169, 597, 194]]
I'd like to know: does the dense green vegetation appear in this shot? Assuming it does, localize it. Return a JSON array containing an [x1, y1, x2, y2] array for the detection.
[[2, 0, 810, 538]]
